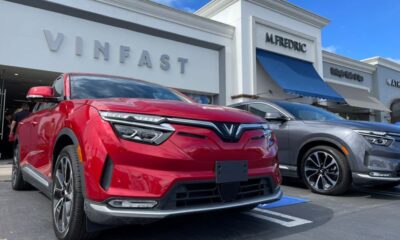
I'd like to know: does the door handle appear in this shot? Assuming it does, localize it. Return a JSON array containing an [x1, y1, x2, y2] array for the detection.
[[32, 121, 38, 126]]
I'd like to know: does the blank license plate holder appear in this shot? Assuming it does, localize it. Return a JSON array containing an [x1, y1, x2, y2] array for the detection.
[[215, 160, 248, 183]]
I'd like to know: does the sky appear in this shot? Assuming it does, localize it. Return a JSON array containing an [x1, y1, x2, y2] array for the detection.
[[151, 0, 400, 62]]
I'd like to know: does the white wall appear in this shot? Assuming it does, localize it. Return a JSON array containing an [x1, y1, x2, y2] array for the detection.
[[0, 1, 232, 96], [207, 0, 325, 104]]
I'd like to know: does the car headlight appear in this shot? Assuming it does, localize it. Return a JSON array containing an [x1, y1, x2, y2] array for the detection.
[[262, 123, 275, 148], [354, 130, 393, 146], [100, 111, 175, 145]]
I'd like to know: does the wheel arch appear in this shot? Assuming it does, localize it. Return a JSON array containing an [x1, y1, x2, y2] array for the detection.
[[52, 128, 87, 198], [53, 128, 80, 173], [295, 137, 352, 178]]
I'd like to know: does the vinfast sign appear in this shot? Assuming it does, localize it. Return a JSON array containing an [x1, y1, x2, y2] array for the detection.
[[43, 30, 189, 74], [265, 32, 307, 53]]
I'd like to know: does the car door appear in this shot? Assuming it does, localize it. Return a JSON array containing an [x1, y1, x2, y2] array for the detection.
[[246, 103, 292, 167], [17, 107, 36, 165], [28, 76, 65, 177]]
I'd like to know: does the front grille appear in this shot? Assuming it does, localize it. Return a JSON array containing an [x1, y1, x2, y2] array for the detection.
[[161, 178, 272, 210]]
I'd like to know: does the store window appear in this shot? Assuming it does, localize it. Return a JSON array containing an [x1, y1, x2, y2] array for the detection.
[[183, 92, 213, 104], [390, 99, 400, 123]]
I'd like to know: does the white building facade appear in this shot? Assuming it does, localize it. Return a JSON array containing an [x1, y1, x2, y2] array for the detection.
[[0, 0, 399, 127]]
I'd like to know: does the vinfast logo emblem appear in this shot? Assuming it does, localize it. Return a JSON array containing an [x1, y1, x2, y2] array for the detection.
[[215, 123, 240, 139], [223, 123, 235, 136]]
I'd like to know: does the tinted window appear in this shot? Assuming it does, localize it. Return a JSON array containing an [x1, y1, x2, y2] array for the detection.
[[233, 104, 248, 111], [70, 76, 188, 101], [248, 103, 281, 118], [274, 101, 342, 121]]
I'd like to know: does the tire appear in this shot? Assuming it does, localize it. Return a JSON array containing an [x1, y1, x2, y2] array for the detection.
[[300, 146, 351, 195], [52, 145, 95, 240], [11, 142, 31, 190]]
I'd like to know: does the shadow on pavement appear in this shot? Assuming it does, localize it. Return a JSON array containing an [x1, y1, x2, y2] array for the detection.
[[97, 203, 334, 240]]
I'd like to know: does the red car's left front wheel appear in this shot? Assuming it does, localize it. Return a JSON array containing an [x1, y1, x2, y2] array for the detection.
[[11, 143, 31, 190], [52, 145, 95, 240]]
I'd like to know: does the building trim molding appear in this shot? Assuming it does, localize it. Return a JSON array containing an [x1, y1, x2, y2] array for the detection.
[[195, 0, 238, 17], [362, 57, 400, 73], [196, 0, 330, 28], [95, 0, 235, 39], [325, 78, 371, 92], [323, 51, 376, 74]]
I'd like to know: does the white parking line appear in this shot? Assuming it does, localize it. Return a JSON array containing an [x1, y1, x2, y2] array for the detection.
[[244, 208, 312, 227]]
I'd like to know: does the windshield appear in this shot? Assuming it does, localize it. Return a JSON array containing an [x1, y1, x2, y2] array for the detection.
[[70, 76, 189, 102], [274, 101, 343, 121]]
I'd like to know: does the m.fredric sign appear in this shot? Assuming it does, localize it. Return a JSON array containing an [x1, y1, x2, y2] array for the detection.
[[265, 32, 307, 53]]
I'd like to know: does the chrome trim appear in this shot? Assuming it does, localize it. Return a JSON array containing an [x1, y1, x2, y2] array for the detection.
[[236, 123, 265, 138], [101, 111, 267, 140], [168, 118, 266, 139], [21, 166, 49, 187], [356, 173, 400, 182], [167, 117, 223, 135], [279, 165, 297, 171], [102, 117, 175, 132], [86, 188, 282, 220]]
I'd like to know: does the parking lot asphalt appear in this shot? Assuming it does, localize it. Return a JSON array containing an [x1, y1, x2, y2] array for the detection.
[[0, 163, 399, 240]]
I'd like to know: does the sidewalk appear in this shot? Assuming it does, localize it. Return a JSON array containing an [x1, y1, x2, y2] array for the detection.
[[0, 159, 12, 182]]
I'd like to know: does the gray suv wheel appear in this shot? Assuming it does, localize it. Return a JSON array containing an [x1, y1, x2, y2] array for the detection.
[[301, 146, 351, 195]]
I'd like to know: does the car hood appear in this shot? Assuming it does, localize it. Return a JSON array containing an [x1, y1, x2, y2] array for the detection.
[[304, 119, 400, 134], [85, 98, 264, 123]]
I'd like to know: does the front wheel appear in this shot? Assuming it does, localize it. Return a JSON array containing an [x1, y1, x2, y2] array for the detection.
[[52, 145, 94, 240], [301, 146, 351, 195], [11, 143, 31, 190]]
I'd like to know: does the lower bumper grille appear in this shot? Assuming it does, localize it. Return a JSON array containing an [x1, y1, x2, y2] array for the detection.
[[161, 177, 273, 210]]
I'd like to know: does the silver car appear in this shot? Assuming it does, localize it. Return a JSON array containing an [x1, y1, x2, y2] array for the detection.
[[230, 100, 400, 195]]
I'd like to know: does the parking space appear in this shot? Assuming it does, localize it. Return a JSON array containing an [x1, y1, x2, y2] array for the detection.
[[0, 163, 399, 240]]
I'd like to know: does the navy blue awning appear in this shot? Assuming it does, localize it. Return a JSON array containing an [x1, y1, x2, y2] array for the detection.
[[256, 49, 344, 102]]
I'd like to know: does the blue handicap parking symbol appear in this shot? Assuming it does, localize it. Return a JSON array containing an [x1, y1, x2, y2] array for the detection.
[[257, 196, 309, 209]]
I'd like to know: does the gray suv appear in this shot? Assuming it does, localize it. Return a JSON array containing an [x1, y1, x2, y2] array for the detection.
[[230, 100, 400, 195]]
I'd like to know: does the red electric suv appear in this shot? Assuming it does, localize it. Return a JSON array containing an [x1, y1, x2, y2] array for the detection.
[[11, 73, 282, 240]]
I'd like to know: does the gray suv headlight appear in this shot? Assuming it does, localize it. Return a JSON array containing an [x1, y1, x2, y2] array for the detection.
[[354, 130, 394, 146], [262, 123, 275, 148], [100, 111, 175, 145]]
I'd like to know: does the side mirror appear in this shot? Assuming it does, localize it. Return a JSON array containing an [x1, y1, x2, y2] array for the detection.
[[265, 112, 289, 122], [26, 86, 58, 102]]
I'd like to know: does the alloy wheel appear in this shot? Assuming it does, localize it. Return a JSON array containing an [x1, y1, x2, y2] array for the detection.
[[11, 147, 19, 186], [304, 151, 340, 191], [53, 156, 74, 235]]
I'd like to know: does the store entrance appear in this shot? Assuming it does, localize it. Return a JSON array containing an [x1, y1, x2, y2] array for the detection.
[[390, 99, 400, 123], [0, 66, 59, 156]]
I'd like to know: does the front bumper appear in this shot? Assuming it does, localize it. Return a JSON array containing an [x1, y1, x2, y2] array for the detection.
[[351, 144, 400, 185], [84, 187, 282, 225], [352, 173, 400, 185]]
